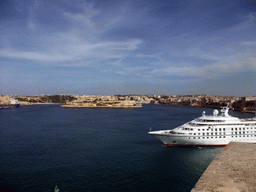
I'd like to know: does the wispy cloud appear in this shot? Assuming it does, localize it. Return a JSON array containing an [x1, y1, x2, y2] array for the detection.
[[149, 12, 256, 79], [0, 2, 142, 65], [0, 38, 142, 62]]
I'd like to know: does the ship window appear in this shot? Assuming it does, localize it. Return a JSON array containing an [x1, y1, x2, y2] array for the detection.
[[224, 136, 225, 138], [219, 136, 221, 138], [223, 128, 225, 131], [202, 129, 205, 131], [215, 133, 217, 135], [239, 128, 241, 130], [198, 137, 200, 139], [211, 137, 213, 138], [215, 136, 217, 138], [243, 128, 245, 130], [235, 132, 237, 134], [198, 133, 200, 135], [203, 137, 205, 139], [219, 128, 221, 131], [193, 137, 195, 139], [207, 133, 209, 135], [231, 128, 233, 131], [239, 132, 241, 134], [247, 135, 249, 137], [224, 132, 225, 135], [207, 137, 209, 139], [215, 128, 217, 131], [203, 133, 205, 135], [189, 137, 190, 139], [235, 128, 237, 130], [194, 133, 196, 135], [198, 129, 200, 131], [211, 133, 213, 135], [189, 133, 192, 135], [232, 136, 233, 138]]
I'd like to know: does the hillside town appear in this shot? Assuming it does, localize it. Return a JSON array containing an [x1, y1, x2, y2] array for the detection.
[[0, 94, 256, 113]]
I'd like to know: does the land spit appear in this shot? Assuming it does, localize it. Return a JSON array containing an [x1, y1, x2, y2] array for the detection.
[[191, 142, 256, 192], [61, 100, 142, 108]]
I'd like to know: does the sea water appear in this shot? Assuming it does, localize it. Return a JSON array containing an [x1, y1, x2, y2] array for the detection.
[[1, 104, 251, 192]]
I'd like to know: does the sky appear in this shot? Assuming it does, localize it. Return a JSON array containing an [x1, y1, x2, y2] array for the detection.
[[0, 0, 256, 96]]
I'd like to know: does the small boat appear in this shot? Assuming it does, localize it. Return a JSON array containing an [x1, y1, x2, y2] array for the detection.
[[148, 105, 256, 147], [1, 99, 20, 109]]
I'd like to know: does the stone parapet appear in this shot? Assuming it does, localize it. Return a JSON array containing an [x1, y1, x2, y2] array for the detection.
[[191, 142, 256, 192]]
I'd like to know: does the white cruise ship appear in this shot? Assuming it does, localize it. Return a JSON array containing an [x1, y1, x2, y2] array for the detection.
[[148, 105, 256, 147]]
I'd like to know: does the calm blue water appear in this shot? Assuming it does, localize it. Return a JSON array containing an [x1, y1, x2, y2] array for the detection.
[[1, 104, 252, 192]]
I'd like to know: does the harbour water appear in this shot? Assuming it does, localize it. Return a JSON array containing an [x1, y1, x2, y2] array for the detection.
[[1, 104, 252, 191]]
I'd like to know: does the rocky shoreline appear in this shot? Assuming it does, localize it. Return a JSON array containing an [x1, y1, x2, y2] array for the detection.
[[1, 94, 255, 112]]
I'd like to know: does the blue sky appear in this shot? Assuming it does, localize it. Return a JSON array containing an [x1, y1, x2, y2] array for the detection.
[[0, 0, 255, 96]]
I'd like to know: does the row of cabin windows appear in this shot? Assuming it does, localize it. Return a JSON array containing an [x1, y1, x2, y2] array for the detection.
[[190, 131, 255, 136], [231, 128, 254, 131], [195, 119, 225, 122], [188, 135, 256, 139], [189, 123, 256, 127], [196, 127, 255, 132], [190, 132, 226, 135], [232, 131, 255, 134], [189, 136, 226, 139], [198, 128, 226, 131]]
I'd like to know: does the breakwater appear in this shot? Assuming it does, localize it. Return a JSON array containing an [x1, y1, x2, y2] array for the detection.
[[192, 142, 256, 192]]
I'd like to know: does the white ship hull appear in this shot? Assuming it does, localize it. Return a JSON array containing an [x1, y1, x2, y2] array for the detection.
[[149, 105, 256, 147], [150, 131, 256, 147]]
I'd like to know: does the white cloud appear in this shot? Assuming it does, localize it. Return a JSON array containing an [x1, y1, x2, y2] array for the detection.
[[0, 36, 142, 63], [242, 41, 256, 46], [63, 12, 97, 29], [0, 2, 142, 68], [152, 57, 256, 78]]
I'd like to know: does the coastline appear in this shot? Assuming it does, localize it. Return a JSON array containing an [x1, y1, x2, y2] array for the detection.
[[1, 94, 255, 112]]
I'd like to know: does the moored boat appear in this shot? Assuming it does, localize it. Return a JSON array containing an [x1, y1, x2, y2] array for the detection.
[[0, 99, 20, 109], [148, 105, 256, 147]]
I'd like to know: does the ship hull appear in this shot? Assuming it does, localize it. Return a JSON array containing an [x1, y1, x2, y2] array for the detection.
[[150, 133, 256, 147], [1, 104, 20, 109]]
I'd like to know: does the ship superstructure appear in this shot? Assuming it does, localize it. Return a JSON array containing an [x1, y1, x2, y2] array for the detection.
[[148, 105, 256, 146]]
